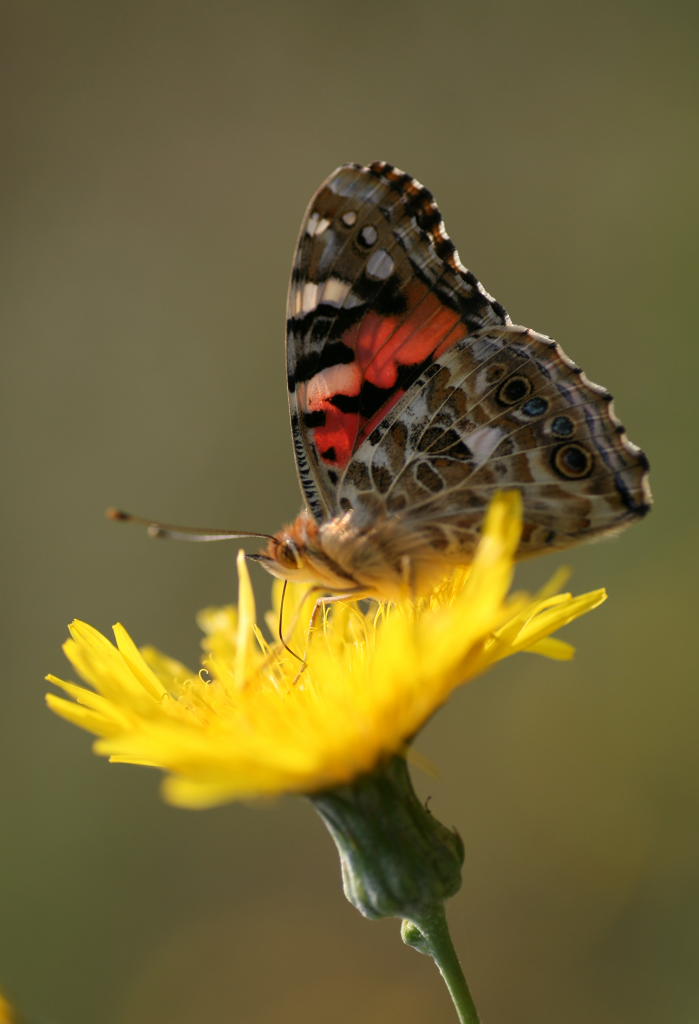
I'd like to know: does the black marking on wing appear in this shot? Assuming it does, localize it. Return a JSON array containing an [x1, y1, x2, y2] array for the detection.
[[615, 470, 652, 515], [327, 354, 436, 421], [289, 340, 355, 391], [329, 392, 360, 413], [290, 411, 325, 519], [302, 410, 326, 428], [287, 304, 365, 342]]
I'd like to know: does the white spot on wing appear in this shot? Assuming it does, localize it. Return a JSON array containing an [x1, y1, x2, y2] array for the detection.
[[322, 277, 351, 305], [305, 211, 331, 237], [305, 212, 319, 237], [464, 426, 505, 466], [291, 277, 364, 316], [289, 284, 303, 316], [300, 282, 319, 313], [304, 364, 362, 409], [366, 249, 394, 281]]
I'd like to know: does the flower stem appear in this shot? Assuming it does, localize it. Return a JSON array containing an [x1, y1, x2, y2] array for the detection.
[[402, 905, 480, 1024]]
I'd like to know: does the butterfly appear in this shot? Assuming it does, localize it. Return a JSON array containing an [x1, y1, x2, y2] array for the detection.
[[246, 161, 651, 601], [113, 162, 651, 600]]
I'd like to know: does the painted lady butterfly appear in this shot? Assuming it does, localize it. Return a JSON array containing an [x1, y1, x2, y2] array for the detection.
[[113, 162, 652, 600], [251, 162, 651, 600]]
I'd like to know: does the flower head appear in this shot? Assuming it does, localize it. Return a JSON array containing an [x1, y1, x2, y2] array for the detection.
[[47, 492, 605, 808]]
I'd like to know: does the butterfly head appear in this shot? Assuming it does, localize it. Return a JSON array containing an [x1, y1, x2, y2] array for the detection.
[[250, 511, 367, 594], [247, 509, 316, 581], [268, 535, 305, 573]]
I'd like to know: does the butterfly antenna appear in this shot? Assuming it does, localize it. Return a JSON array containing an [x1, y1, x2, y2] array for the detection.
[[106, 508, 275, 544]]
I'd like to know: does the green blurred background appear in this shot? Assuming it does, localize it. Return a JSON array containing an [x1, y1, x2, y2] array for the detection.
[[4, 2, 697, 1021]]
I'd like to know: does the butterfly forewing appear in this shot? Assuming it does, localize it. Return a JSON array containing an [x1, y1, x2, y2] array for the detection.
[[286, 162, 508, 521]]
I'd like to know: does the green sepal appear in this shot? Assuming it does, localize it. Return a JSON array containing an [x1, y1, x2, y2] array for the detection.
[[310, 754, 464, 920]]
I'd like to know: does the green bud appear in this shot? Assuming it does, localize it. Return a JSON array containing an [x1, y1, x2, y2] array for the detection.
[[401, 918, 430, 953], [310, 755, 464, 920]]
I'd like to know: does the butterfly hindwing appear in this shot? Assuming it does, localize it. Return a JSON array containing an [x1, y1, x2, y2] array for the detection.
[[339, 324, 651, 555], [286, 162, 508, 521]]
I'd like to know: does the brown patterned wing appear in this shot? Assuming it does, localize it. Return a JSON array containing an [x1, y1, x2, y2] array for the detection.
[[285, 162, 508, 522], [338, 325, 652, 557]]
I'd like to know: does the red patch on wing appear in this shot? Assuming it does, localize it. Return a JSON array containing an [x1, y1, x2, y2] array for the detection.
[[303, 362, 362, 467], [313, 409, 357, 467], [351, 283, 466, 447], [304, 282, 467, 469], [352, 283, 464, 389]]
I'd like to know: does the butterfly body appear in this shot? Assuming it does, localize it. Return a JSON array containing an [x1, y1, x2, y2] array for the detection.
[[258, 504, 475, 601], [255, 162, 651, 598]]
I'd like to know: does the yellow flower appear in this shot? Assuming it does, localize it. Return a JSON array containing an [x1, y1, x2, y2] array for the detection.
[[0, 992, 19, 1024], [46, 492, 605, 808]]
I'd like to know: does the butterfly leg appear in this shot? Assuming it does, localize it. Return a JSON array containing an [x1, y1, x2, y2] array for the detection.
[[282, 587, 367, 684], [307, 588, 366, 632], [278, 582, 366, 669], [399, 554, 420, 600]]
